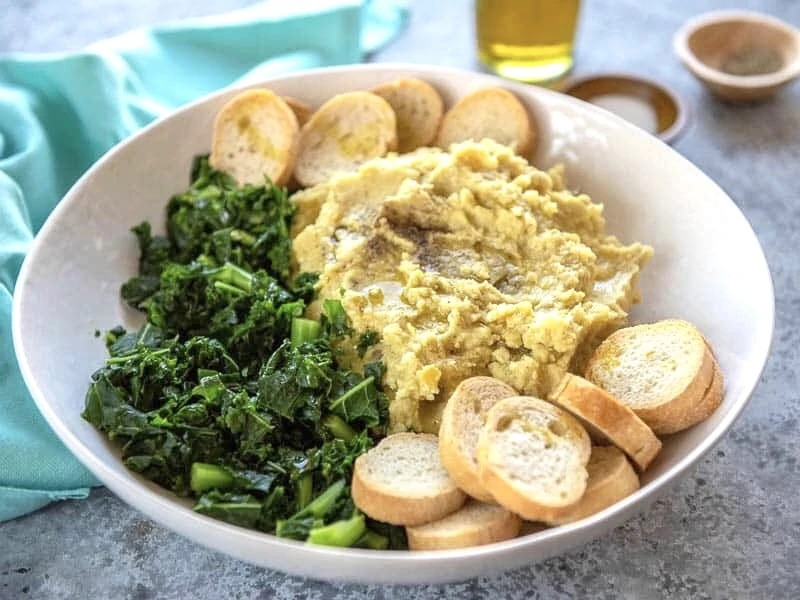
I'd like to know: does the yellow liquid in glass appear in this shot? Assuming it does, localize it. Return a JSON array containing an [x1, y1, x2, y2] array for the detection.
[[476, 0, 581, 83]]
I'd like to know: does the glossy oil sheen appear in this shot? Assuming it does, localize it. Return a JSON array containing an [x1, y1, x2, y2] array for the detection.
[[476, 0, 581, 82]]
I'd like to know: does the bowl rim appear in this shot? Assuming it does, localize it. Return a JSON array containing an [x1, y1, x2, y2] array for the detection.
[[673, 9, 800, 88], [10, 62, 777, 582], [558, 71, 690, 144]]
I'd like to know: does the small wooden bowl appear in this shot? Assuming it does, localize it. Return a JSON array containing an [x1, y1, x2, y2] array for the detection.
[[560, 73, 688, 144], [673, 10, 800, 103]]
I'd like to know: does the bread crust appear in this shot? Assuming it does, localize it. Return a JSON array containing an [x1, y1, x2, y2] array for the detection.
[[548, 446, 640, 525], [351, 433, 466, 526], [282, 96, 314, 127], [519, 520, 549, 536], [630, 342, 715, 434], [405, 501, 521, 550], [681, 356, 724, 432], [371, 78, 444, 153], [209, 88, 298, 187], [435, 87, 535, 157], [585, 320, 718, 435], [476, 396, 591, 523], [293, 91, 397, 188], [548, 373, 662, 470], [438, 376, 517, 503]]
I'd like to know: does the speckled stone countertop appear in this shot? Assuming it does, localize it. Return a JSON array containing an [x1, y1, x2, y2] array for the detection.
[[2, 0, 798, 598]]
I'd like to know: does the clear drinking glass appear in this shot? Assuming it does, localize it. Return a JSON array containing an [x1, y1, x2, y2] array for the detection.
[[475, 0, 582, 83]]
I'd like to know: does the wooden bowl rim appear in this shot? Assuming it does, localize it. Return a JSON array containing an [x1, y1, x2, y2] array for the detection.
[[559, 72, 689, 144], [673, 9, 800, 91]]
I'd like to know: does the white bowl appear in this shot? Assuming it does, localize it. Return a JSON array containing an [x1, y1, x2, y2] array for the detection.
[[11, 64, 774, 584]]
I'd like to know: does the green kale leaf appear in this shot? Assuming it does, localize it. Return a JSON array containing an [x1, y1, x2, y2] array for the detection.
[[82, 158, 399, 548]]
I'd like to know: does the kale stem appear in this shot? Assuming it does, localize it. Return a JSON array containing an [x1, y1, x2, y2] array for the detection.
[[136, 322, 155, 343], [356, 529, 389, 550], [213, 281, 247, 296], [328, 377, 374, 413], [230, 229, 257, 246], [297, 474, 313, 510], [290, 318, 321, 346], [193, 497, 263, 526], [297, 479, 345, 519], [307, 514, 366, 547], [197, 368, 219, 380], [190, 462, 234, 493], [322, 414, 356, 441], [266, 461, 288, 475], [105, 347, 170, 365], [207, 262, 253, 293]]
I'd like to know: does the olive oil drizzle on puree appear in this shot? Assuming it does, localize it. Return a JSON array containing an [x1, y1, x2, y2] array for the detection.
[[291, 140, 653, 433]]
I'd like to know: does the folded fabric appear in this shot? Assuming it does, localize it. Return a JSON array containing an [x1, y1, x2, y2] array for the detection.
[[0, 0, 408, 522]]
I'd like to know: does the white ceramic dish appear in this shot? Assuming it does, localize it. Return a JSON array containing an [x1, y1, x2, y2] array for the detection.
[[12, 64, 774, 584]]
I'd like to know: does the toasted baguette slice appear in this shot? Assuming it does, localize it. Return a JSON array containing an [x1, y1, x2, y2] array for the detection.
[[438, 376, 516, 503], [685, 356, 724, 429], [519, 520, 549, 536], [584, 320, 718, 435], [405, 500, 521, 550], [435, 87, 535, 156], [279, 96, 312, 193], [371, 78, 444, 152], [293, 91, 397, 188], [548, 373, 662, 471], [476, 396, 591, 523], [282, 96, 313, 127], [351, 432, 466, 526], [548, 446, 640, 525], [210, 89, 298, 186]]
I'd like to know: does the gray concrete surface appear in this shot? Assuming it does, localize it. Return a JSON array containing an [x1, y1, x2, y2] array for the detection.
[[2, 0, 799, 598]]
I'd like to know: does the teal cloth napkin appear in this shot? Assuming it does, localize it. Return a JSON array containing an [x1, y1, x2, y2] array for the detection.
[[0, 0, 408, 522]]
